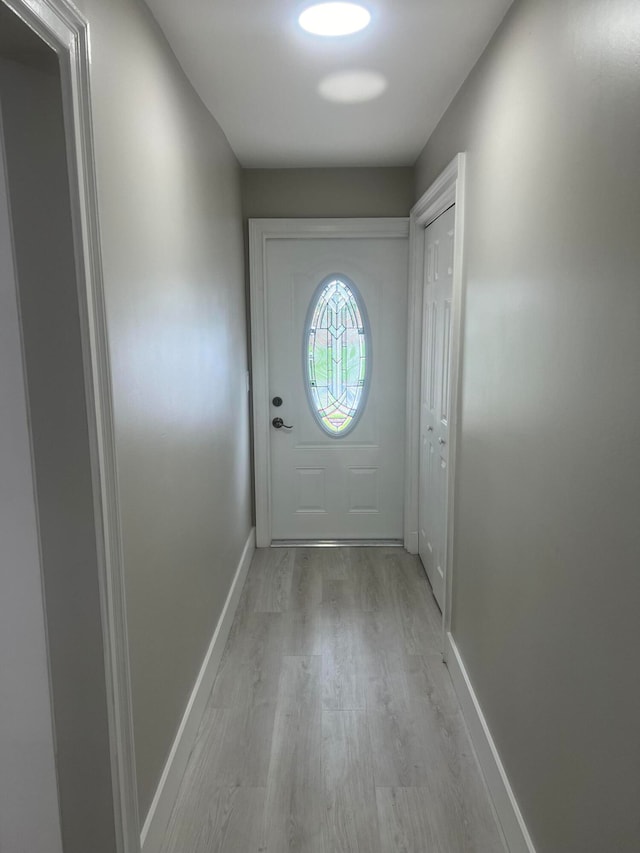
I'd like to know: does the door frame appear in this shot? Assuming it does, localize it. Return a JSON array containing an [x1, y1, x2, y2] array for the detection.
[[249, 217, 409, 548], [1, 1, 140, 850], [404, 153, 467, 646]]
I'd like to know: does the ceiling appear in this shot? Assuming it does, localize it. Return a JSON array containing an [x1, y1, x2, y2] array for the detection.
[[144, 0, 513, 168]]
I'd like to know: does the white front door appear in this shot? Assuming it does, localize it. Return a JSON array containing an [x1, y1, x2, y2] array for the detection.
[[259, 224, 408, 541], [419, 205, 455, 608]]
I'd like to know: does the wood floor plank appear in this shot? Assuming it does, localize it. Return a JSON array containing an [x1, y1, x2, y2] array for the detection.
[[422, 758, 507, 852], [186, 701, 276, 788], [412, 693, 507, 851], [358, 608, 405, 657], [264, 656, 323, 853], [251, 548, 294, 613], [322, 710, 381, 853], [277, 655, 321, 709], [318, 547, 350, 581], [162, 786, 265, 853], [367, 653, 487, 793], [321, 592, 357, 656], [320, 587, 370, 710], [386, 551, 442, 654], [365, 653, 459, 789], [210, 612, 284, 708], [282, 608, 325, 656], [367, 700, 432, 787], [376, 784, 506, 853], [322, 649, 367, 710], [376, 787, 440, 853], [290, 548, 324, 610], [263, 707, 323, 853], [364, 651, 413, 714], [322, 578, 359, 609], [348, 548, 389, 612], [404, 653, 460, 717], [365, 652, 457, 716], [398, 551, 443, 634]]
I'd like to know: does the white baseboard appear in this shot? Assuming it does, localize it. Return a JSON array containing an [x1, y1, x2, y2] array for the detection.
[[445, 633, 536, 853], [140, 528, 256, 853]]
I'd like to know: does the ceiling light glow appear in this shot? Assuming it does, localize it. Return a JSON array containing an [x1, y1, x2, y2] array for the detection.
[[318, 70, 387, 103], [299, 2, 371, 37]]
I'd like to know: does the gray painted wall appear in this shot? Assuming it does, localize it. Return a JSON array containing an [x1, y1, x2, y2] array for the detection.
[[242, 167, 414, 219], [415, 1, 640, 850], [72, 0, 251, 817], [0, 53, 116, 853]]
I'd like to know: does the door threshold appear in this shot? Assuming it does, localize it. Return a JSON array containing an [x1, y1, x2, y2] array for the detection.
[[270, 539, 404, 548]]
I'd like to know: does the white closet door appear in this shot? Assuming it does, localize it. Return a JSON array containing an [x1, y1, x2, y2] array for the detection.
[[419, 205, 455, 609]]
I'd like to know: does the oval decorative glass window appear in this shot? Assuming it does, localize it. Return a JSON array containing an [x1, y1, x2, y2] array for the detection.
[[304, 276, 371, 437]]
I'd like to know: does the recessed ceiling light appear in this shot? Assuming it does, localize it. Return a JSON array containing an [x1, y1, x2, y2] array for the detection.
[[318, 70, 387, 103], [299, 2, 371, 37]]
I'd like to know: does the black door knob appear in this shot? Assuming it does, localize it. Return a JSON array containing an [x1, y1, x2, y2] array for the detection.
[[272, 417, 293, 430]]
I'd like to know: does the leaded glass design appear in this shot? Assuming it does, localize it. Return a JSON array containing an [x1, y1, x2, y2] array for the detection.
[[304, 276, 370, 436]]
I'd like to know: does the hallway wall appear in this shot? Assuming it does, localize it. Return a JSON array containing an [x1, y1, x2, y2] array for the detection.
[[414, 1, 640, 850], [242, 166, 414, 219], [73, 0, 252, 818]]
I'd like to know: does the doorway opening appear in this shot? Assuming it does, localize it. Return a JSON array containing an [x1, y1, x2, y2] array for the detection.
[[249, 217, 409, 548], [0, 1, 138, 850]]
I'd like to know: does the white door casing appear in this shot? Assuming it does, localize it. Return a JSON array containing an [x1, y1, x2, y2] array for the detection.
[[419, 206, 455, 609], [250, 219, 409, 546]]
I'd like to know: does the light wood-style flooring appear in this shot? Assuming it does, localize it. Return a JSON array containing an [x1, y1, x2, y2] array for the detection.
[[161, 547, 506, 852]]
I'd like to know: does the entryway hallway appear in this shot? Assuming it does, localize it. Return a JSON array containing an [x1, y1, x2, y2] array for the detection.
[[160, 548, 505, 852]]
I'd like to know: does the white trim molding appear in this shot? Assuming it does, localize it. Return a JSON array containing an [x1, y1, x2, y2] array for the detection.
[[1, 1, 140, 850], [249, 218, 409, 548], [140, 528, 256, 853], [446, 634, 537, 853], [404, 154, 467, 645]]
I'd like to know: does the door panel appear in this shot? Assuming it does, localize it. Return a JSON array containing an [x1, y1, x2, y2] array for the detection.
[[265, 234, 408, 540], [419, 206, 455, 608]]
